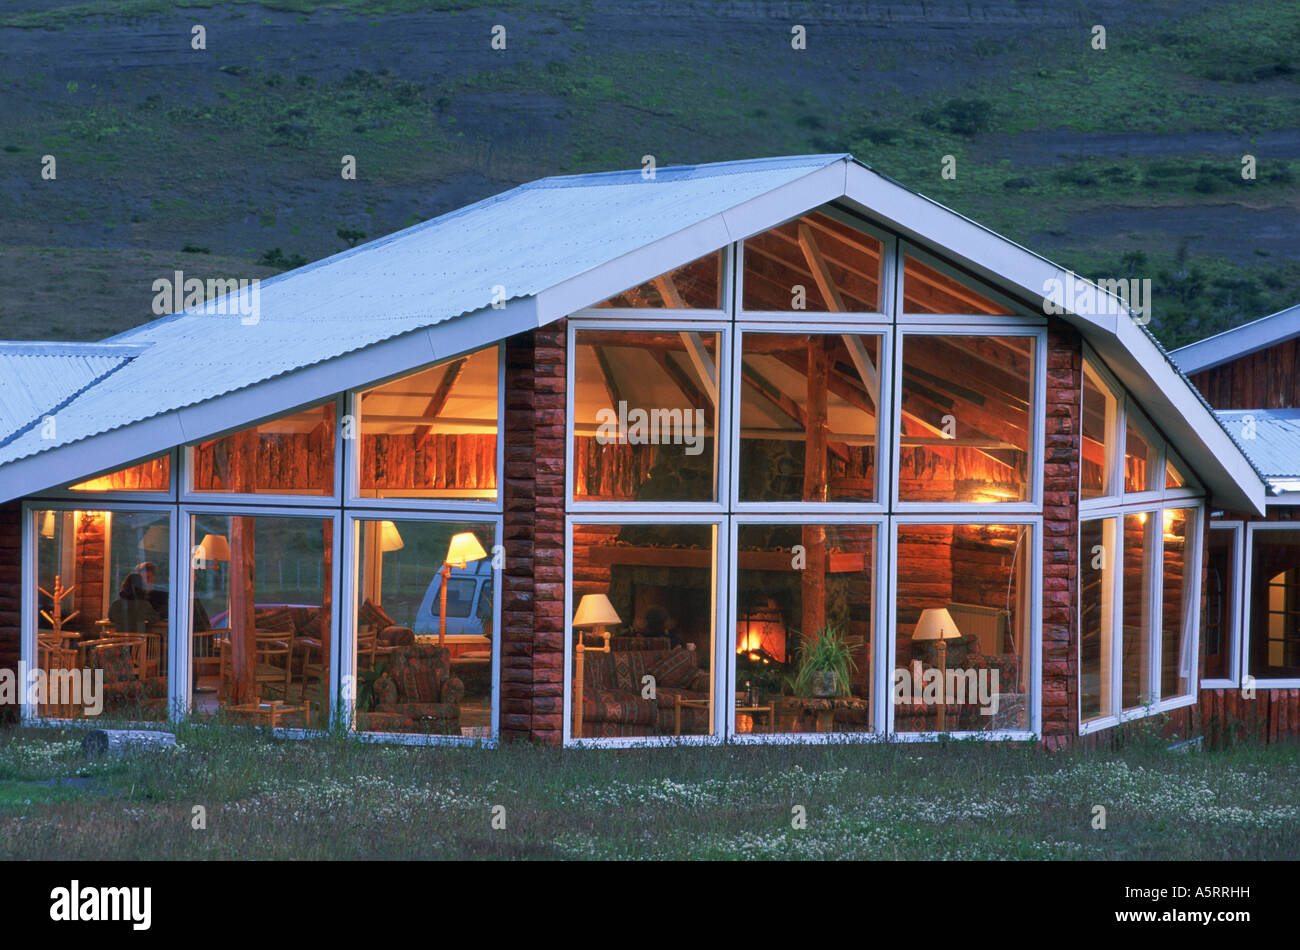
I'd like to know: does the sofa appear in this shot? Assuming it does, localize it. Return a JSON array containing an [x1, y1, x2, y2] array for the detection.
[[357, 644, 464, 734], [894, 632, 1024, 731], [578, 636, 712, 738]]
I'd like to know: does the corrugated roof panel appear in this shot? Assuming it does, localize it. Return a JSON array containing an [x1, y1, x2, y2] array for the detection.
[[0, 343, 145, 446], [0, 154, 844, 466], [1215, 409, 1300, 478]]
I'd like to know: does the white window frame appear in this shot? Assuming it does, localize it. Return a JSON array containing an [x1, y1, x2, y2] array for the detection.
[[1079, 501, 1204, 736], [340, 510, 502, 746], [563, 513, 730, 748], [1079, 356, 1122, 505], [890, 324, 1047, 514], [180, 395, 345, 507], [19, 499, 179, 725], [736, 206, 896, 323], [727, 513, 888, 745], [1121, 403, 1165, 505], [1078, 515, 1118, 726], [37, 448, 179, 503], [887, 514, 1042, 741], [566, 319, 731, 514], [1201, 520, 1244, 689], [174, 502, 343, 730], [730, 323, 892, 512], [343, 343, 505, 514], [1241, 522, 1300, 688]]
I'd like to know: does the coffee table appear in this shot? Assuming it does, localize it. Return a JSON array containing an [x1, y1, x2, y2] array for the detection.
[[227, 700, 308, 728]]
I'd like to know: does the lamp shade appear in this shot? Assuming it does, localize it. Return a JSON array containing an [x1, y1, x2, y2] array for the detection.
[[445, 531, 488, 568], [379, 520, 404, 552], [40, 510, 56, 539], [198, 533, 231, 563], [141, 525, 169, 552], [912, 607, 961, 642], [573, 593, 621, 628]]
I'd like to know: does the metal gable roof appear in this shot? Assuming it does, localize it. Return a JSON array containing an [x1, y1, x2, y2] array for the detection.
[[0, 154, 846, 470], [0, 342, 147, 447], [1171, 302, 1300, 375], [0, 152, 1269, 514], [1215, 409, 1300, 479]]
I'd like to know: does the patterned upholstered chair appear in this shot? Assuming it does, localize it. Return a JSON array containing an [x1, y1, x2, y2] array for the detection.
[[357, 644, 464, 734], [86, 642, 168, 720]]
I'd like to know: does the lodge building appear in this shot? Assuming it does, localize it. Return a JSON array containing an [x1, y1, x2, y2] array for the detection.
[[0, 154, 1296, 747]]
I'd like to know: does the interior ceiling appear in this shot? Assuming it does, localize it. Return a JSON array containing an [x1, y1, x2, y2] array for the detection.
[[359, 350, 498, 435]]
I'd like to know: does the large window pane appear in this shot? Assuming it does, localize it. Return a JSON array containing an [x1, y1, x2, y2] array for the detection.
[[357, 347, 498, 500], [69, 455, 170, 493], [736, 523, 875, 734], [902, 256, 1013, 315], [570, 522, 716, 738], [34, 509, 170, 721], [1080, 363, 1117, 499], [894, 523, 1032, 732], [1080, 518, 1115, 721], [739, 333, 881, 503], [1121, 512, 1154, 709], [898, 335, 1034, 503], [572, 329, 719, 503], [353, 519, 495, 737], [1249, 529, 1300, 679], [1160, 508, 1195, 699], [1201, 528, 1235, 681], [1124, 417, 1156, 494], [191, 403, 335, 496], [742, 210, 883, 312], [190, 513, 331, 728], [594, 251, 722, 309]]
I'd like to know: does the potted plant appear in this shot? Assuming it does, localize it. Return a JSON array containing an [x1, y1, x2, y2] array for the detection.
[[786, 624, 862, 699]]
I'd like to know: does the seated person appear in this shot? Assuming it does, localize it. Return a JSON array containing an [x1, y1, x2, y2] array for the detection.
[[107, 571, 161, 633]]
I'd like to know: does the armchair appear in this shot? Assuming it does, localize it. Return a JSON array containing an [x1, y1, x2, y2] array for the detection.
[[357, 644, 464, 734]]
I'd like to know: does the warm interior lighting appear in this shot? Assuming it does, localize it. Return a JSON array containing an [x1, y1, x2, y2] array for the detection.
[[912, 607, 962, 642], [40, 510, 55, 539], [571, 594, 622, 740], [445, 531, 488, 568], [912, 607, 962, 731], [573, 594, 621, 629], [379, 520, 404, 552], [198, 534, 231, 564]]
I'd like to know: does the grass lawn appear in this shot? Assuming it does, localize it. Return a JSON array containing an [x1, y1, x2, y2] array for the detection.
[[0, 722, 1296, 859]]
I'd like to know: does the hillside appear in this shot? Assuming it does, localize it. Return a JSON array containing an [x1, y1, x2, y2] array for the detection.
[[1, 0, 1297, 347]]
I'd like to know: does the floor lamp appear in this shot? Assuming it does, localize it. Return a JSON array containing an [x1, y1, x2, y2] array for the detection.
[[439, 532, 489, 648], [572, 594, 620, 739], [912, 607, 961, 731]]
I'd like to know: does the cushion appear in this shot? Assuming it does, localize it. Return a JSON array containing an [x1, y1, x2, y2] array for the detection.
[[649, 645, 698, 689], [254, 606, 295, 633], [359, 599, 395, 632]]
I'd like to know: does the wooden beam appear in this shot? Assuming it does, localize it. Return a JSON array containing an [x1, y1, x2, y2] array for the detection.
[[841, 333, 878, 408], [593, 346, 624, 412], [797, 221, 848, 313], [740, 362, 849, 464], [650, 349, 714, 426], [412, 358, 467, 442], [652, 275, 688, 309], [679, 331, 719, 405]]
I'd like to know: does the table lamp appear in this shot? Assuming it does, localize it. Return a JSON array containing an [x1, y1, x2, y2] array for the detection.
[[912, 607, 962, 730], [438, 531, 488, 647], [572, 593, 621, 739]]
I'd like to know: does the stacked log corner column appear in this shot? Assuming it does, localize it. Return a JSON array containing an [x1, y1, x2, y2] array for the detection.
[[501, 323, 567, 744], [1041, 323, 1082, 750], [0, 502, 18, 723]]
